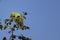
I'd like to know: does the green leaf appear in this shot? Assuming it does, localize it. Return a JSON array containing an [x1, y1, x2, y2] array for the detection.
[[10, 28, 15, 31], [12, 35, 16, 39], [0, 24, 3, 30], [13, 24, 16, 28], [8, 31, 11, 33], [3, 37, 7, 40], [27, 38, 32, 40], [4, 26, 7, 30], [12, 39, 14, 40], [23, 12, 28, 15], [18, 36, 21, 39], [23, 16, 26, 19]]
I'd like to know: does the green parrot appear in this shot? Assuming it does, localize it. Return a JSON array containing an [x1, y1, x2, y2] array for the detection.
[[10, 12, 27, 30]]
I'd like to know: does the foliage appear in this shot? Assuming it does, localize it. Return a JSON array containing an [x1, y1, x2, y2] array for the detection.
[[0, 12, 31, 40]]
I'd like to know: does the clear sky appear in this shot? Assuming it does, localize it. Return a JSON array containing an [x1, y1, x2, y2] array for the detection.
[[0, 0, 60, 40]]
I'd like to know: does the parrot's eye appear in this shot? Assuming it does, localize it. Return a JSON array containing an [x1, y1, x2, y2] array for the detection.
[[17, 16, 20, 18], [12, 16, 15, 17]]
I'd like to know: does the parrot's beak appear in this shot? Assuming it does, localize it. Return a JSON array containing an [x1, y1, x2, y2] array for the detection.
[[10, 16, 15, 20], [10, 16, 13, 18], [10, 16, 13, 19]]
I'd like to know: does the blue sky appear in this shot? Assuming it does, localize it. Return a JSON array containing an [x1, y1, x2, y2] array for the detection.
[[0, 0, 60, 40]]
